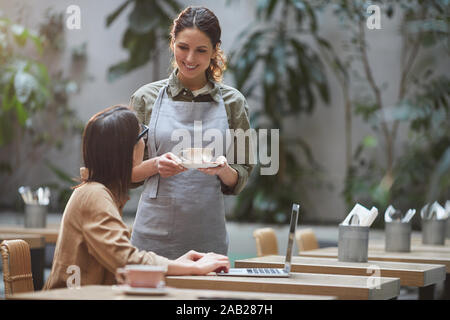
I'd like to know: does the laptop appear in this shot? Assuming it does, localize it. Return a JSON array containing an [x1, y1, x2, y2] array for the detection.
[[217, 203, 300, 278]]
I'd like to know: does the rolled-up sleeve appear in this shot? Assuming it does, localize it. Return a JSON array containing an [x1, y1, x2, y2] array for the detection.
[[222, 90, 255, 195], [80, 193, 170, 274]]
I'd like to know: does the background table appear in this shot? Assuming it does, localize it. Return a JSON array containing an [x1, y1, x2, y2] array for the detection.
[[411, 237, 450, 246], [8, 285, 335, 300], [0, 222, 134, 245], [166, 272, 400, 300], [0, 225, 59, 244], [369, 238, 450, 254], [235, 255, 445, 289], [299, 247, 450, 271], [299, 246, 450, 299]]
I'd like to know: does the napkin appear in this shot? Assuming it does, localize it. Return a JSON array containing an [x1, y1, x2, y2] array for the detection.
[[402, 209, 416, 223], [384, 205, 416, 223], [421, 201, 450, 220], [342, 203, 378, 227]]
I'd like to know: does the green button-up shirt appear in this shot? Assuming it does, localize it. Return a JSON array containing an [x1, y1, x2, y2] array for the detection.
[[129, 69, 254, 195]]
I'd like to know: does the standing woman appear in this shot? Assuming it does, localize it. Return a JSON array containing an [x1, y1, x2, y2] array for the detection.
[[130, 6, 254, 259]]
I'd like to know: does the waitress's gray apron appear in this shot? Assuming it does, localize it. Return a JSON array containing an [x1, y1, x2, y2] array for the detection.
[[131, 85, 230, 259]]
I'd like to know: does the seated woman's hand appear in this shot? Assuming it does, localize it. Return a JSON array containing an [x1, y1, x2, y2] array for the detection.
[[175, 250, 205, 263], [169, 250, 230, 276], [190, 252, 230, 275], [157, 152, 187, 177]]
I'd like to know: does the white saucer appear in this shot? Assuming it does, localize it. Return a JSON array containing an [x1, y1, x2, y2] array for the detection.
[[181, 161, 221, 169], [113, 285, 168, 296]]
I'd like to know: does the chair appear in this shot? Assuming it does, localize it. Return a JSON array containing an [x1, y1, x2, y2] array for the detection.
[[1, 239, 34, 297], [295, 228, 319, 252], [253, 228, 278, 257]]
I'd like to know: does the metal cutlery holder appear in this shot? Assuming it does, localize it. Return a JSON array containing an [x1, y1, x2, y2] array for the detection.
[[25, 204, 47, 228], [422, 218, 447, 245], [385, 221, 411, 252], [338, 224, 369, 263]]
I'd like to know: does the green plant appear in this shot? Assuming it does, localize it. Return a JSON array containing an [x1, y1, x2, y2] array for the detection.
[[0, 10, 86, 210], [228, 0, 332, 223]]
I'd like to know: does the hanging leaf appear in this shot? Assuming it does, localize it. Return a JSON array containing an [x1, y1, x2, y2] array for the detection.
[[13, 97, 28, 127], [128, 1, 160, 34], [106, 0, 132, 27], [106, 0, 182, 81]]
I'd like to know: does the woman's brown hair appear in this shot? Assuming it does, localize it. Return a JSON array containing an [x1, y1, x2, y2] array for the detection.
[[78, 105, 139, 205], [170, 6, 227, 82]]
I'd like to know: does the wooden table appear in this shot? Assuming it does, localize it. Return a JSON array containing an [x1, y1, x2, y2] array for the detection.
[[235, 255, 446, 288], [298, 247, 450, 272], [0, 222, 134, 245], [0, 233, 45, 249], [8, 285, 335, 300], [299, 246, 450, 299], [0, 233, 46, 290], [411, 237, 450, 246], [166, 272, 400, 300], [369, 238, 450, 254], [0, 225, 59, 244]]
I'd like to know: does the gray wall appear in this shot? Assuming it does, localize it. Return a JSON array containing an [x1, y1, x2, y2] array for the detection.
[[1, 1, 446, 223]]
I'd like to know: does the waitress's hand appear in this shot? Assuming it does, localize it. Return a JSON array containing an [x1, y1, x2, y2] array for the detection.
[[197, 155, 228, 176], [156, 152, 187, 178], [198, 156, 238, 189]]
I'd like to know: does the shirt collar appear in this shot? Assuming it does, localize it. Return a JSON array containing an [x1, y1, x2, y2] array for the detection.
[[168, 68, 221, 103]]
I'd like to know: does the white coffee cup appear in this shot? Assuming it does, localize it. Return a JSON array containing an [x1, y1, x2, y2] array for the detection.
[[115, 265, 167, 288]]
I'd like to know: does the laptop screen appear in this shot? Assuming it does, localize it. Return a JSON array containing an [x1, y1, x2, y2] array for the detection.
[[284, 203, 300, 273]]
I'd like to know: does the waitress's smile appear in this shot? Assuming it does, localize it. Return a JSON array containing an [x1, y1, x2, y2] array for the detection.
[[184, 62, 198, 69], [183, 62, 199, 70]]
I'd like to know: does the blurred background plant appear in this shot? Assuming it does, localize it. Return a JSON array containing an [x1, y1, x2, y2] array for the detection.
[[227, 0, 332, 224], [0, 8, 88, 211], [319, 0, 450, 228]]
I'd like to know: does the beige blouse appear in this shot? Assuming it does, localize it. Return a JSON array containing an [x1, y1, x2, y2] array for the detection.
[[44, 181, 170, 289]]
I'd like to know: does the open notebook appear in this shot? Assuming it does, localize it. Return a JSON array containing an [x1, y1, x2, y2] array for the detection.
[[217, 203, 300, 278]]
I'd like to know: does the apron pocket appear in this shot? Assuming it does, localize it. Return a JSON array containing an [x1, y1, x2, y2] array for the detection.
[[134, 195, 174, 240]]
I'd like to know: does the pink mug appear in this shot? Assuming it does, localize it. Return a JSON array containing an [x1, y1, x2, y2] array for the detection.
[[115, 265, 167, 288]]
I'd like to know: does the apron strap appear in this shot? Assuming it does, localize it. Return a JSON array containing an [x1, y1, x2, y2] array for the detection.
[[144, 85, 168, 199]]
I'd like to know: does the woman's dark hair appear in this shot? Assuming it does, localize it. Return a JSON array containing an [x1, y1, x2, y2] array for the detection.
[[78, 105, 139, 205], [170, 6, 227, 82]]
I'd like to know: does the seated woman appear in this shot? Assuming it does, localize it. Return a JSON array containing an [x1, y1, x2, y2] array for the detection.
[[44, 105, 229, 289]]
